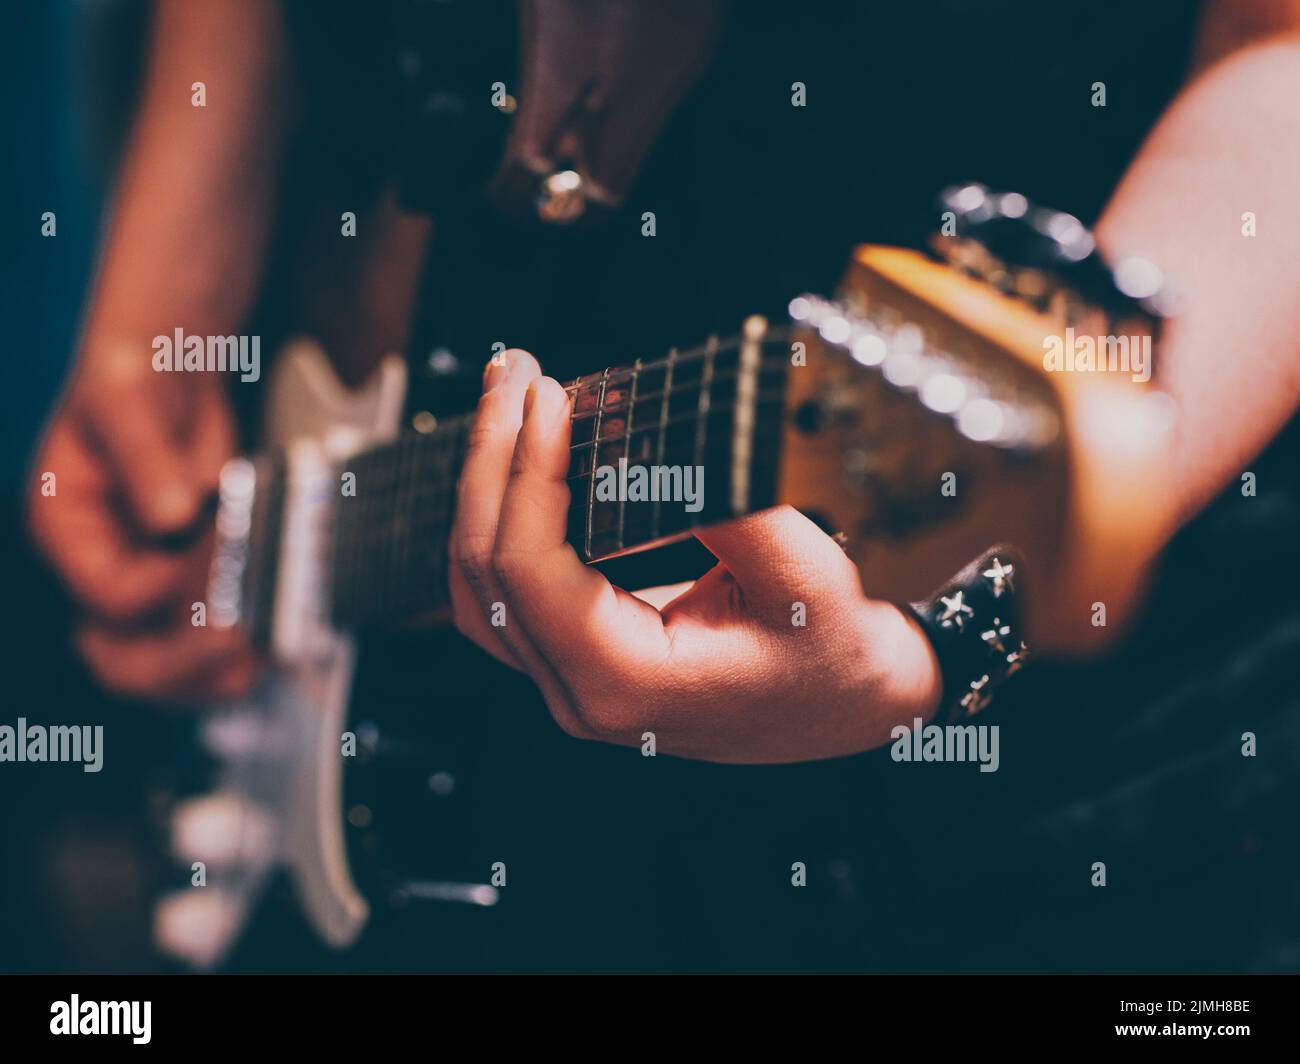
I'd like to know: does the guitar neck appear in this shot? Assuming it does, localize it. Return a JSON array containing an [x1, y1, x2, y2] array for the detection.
[[215, 241, 1162, 660], [327, 320, 791, 628]]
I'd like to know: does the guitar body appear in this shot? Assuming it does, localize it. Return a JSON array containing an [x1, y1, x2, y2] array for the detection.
[[156, 341, 407, 967]]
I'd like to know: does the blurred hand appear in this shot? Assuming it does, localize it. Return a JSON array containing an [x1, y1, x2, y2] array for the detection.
[[28, 342, 259, 703], [449, 351, 942, 764], [17, 0, 296, 704]]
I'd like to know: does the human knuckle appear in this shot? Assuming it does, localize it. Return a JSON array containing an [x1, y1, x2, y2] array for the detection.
[[571, 695, 630, 737], [465, 416, 502, 452], [454, 530, 496, 579], [97, 584, 166, 624], [489, 545, 525, 581]]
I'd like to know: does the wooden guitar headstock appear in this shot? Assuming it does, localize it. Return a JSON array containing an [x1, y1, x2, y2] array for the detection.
[[777, 245, 1178, 653]]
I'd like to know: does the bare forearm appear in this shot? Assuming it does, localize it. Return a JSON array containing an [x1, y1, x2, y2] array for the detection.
[[1097, 12, 1300, 525], [85, 0, 291, 348]]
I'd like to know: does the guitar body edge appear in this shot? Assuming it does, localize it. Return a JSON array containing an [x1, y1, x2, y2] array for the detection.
[[155, 339, 407, 966]]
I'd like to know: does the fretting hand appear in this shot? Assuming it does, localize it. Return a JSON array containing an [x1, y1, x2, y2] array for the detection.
[[448, 351, 941, 764]]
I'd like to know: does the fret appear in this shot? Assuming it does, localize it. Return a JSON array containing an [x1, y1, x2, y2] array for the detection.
[[629, 363, 667, 408], [650, 341, 710, 539], [559, 336, 796, 397], [427, 423, 458, 596], [731, 316, 765, 515], [394, 429, 413, 608], [624, 368, 742, 433], [569, 375, 603, 415], [319, 328, 793, 628], [566, 403, 760, 476], [570, 342, 797, 437], [616, 359, 640, 554], [694, 335, 718, 494], [328, 416, 461, 627], [428, 422, 463, 600], [569, 423, 663, 477], [652, 350, 675, 544], [569, 410, 598, 446], [583, 368, 611, 560]]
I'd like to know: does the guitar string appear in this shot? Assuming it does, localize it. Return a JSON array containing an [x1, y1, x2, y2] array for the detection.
[[330, 387, 785, 616], [343, 390, 789, 513], [323, 339, 794, 621]]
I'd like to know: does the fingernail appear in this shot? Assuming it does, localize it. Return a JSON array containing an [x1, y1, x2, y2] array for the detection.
[[483, 355, 509, 392], [524, 378, 566, 428], [483, 359, 506, 392]]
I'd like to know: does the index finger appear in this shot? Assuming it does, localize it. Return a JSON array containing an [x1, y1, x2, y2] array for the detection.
[[490, 377, 672, 686]]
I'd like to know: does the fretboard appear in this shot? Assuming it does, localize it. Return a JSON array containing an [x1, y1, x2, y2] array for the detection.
[[327, 326, 791, 628]]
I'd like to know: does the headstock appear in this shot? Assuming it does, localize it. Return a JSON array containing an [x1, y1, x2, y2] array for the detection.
[[777, 245, 1178, 653]]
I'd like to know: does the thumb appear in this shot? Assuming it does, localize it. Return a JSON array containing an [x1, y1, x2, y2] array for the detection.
[[693, 505, 864, 614]]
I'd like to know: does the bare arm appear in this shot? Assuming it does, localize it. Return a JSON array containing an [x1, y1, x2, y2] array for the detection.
[[29, 0, 291, 701], [85, 0, 290, 349], [1097, 0, 1300, 525]]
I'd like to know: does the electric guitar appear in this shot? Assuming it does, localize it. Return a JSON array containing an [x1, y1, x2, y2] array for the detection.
[[151, 239, 1177, 967]]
